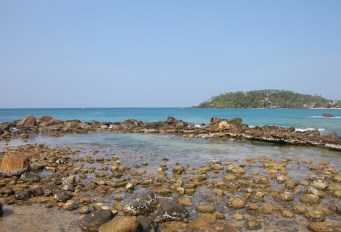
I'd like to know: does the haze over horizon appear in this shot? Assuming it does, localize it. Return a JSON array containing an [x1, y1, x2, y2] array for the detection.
[[1, 1, 341, 108]]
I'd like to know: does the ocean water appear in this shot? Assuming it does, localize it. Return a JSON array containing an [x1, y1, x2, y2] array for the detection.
[[0, 108, 340, 135]]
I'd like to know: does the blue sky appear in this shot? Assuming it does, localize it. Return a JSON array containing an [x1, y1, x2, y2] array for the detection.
[[0, 1, 340, 107]]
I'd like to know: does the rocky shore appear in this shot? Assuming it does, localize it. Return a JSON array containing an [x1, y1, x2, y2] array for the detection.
[[0, 142, 341, 231], [1, 115, 341, 150]]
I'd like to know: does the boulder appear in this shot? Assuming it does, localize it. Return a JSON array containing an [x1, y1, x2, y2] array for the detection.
[[0, 153, 30, 177], [40, 116, 53, 124], [15, 189, 33, 201], [81, 209, 115, 232], [99, 216, 143, 232], [54, 190, 72, 203], [155, 201, 189, 222], [123, 191, 158, 216], [136, 216, 157, 232], [17, 115, 37, 127]]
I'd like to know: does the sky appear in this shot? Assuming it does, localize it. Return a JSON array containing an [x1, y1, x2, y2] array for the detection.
[[0, 1, 340, 108]]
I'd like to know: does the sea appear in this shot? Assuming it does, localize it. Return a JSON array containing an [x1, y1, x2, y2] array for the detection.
[[0, 108, 340, 135], [1, 108, 341, 231]]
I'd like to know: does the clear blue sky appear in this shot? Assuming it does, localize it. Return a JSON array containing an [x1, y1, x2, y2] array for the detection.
[[0, 1, 340, 108]]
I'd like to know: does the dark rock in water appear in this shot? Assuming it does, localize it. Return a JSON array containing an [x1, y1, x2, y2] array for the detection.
[[0, 202, 3, 217], [155, 201, 189, 222], [81, 209, 114, 232], [15, 189, 33, 201], [54, 190, 72, 202], [322, 114, 335, 118], [32, 187, 44, 196], [43, 184, 60, 196], [99, 216, 143, 232], [123, 191, 158, 216], [20, 172, 41, 182], [137, 216, 157, 232], [0, 153, 30, 177], [1, 187, 15, 195]]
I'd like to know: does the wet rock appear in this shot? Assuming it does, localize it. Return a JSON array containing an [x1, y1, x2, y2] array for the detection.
[[32, 187, 44, 196], [322, 114, 334, 118], [173, 166, 185, 175], [274, 191, 294, 202], [0, 153, 30, 177], [305, 209, 326, 222], [126, 183, 134, 191], [1, 187, 15, 195], [187, 214, 238, 232], [177, 197, 193, 206], [226, 197, 246, 209], [312, 180, 328, 190], [300, 194, 321, 204], [136, 216, 157, 232], [63, 200, 79, 211], [62, 175, 81, 191], [15, 189, 33, 201], [99, 216, 143, 232], [292, 204, 308, 214], [80, 205, 91, 214], [20, 172, 41, 182], [281, 210, 294, 218], [81, 209, 115, 232], [332, 175, 341, 183], [308, 221, 341, 232], [54, 190, 72, 203], [244, 219, 262, 230], [233, 213, 244, 221], [155, 201, 189, 222], [196, 205, 215, 214], [0, 202, 2, 217], [123, 191, 158, 216]]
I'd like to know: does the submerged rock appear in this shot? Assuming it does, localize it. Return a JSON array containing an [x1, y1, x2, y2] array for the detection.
[[308, 221, 341, 232]]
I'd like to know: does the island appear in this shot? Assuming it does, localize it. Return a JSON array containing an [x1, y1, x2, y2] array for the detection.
[[195, 90, 341, 108]]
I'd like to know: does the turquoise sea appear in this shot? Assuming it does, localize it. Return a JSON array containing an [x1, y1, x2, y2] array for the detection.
[[0, 108, 340, 135]]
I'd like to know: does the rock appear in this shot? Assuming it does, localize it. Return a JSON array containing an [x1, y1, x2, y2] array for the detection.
[[32, 187, 44, 196], [136, 216, 157, 232], [233, 213, 244, 221], [173, 166, 185, 175], [196, 205, 215, 214], [17, 115, 37, 127], [0, 153, 30, 177], [244, 219, 262, 230], [81, 209, 115, 232], [1, 187, 15, 195], [312, 180, 328, 190], [123, 191, 158, 216], [126, 183, 134, 191], [274, 191, 294, 202], [98, 216, 143, 232], [226, 197, 246, 209], [305, 209, 326, 222], [63, 200, 79, 211], [15, 189, 33, 201], [40, 116, 53, 124], [300, 194, 321, 204], [187, 214, 238, 232], [308, 221, 341, 232], [80, 206, 91, 214], [54, 190, 72, 203], [207, 119, 232, 131], [155, 201, 189, 222], [62, 175, 81, 191], [322, 114, 335, 118], [20, 172, 41, 182], [0, 202, 3, 217], [177, 197, 193, 206]]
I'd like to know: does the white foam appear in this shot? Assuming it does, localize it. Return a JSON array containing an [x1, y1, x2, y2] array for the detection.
[[295, 128, 325, 132], [306, 116, 341, 119]]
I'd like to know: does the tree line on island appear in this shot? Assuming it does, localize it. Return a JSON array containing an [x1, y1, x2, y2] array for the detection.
[[195, 90, 341, 108]]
